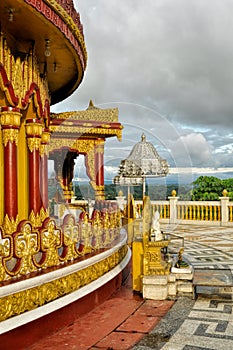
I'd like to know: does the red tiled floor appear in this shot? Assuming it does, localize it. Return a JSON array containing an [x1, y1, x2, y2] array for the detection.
[[117, 314, 161, 333], [134, 299, 174, 317], [27, 276, 175, 350], [94, 330, 144, 349]]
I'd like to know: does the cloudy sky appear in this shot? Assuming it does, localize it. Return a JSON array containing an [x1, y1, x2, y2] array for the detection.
[[51, 0, 233, 181]]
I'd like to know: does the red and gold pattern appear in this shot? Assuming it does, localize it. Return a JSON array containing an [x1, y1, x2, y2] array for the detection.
[[0, 207, 122, 282], [0, 1, 126, 329]]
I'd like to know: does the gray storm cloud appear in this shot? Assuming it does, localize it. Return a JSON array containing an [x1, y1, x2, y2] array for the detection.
[[52, 0, 233, 170]]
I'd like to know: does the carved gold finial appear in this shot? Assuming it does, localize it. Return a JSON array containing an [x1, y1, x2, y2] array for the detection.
[[171, 189, 177, 197], [118, 190, 123, 196], [89, 99, 94, 107], [222, 189, 228, 197]]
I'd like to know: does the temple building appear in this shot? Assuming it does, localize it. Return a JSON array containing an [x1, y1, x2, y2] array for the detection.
[[0, 2, 129, 349]]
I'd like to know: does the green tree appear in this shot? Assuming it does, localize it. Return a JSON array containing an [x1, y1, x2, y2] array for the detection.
[[191, 176, 224, 200]]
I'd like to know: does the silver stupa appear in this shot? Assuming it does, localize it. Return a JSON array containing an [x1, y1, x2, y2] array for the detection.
[[114, 134, 169, 192]]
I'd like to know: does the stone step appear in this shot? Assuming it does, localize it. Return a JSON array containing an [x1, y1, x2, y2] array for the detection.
[[193, 268, 233, 298]]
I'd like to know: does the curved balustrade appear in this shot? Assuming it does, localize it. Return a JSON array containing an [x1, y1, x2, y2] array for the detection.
[[0, 205, 122, 283]]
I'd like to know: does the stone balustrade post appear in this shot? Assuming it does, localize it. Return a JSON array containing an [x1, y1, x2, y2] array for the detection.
[[168, 190, 179, 224], [220, 189, 229, 226]]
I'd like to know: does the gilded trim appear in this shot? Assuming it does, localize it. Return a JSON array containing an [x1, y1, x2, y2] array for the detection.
[[51, 107, 119, 122], [0, 245, 127, 322], [2, 129, 19, 146], [27, 137, 41, 152]]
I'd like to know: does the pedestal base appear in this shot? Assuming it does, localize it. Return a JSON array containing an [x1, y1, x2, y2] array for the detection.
[[143, 267, 194, 300]]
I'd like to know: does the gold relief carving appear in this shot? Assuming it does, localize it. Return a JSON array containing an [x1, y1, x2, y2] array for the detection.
[[48, 138, 95, 154], [92, 212, 102, 250], [40, 132, 50, 156], [143, 235, 170, 276], [51, 108, 118, 122], [41, 220, 61, 268], [0, 245, 127, 322], [29, 210, 42, 227], [12, 57, 24, 98], [48, 139, 76, 153], [27, 137, 41, 152], [40, 207, 49, 223], [3, 214, 19, 235], [29, 208, 49, 228], [0, 233, 11, 281], [0, 34, 50, 113], [101, 124, 110, 128], [14, 222, 39, 275], [80, 213, 92, 254], [0, 112, 21, 127], [26, 123, 43, 137], [62, 216, 80, 260], [73, 139, 95, 153], [49, 126, 122, 140], [2, 129, 19, 146], [41, 131, 51, 144]]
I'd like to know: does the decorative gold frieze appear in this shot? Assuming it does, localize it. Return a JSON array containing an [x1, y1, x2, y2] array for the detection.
[[2, 129, 19, 146], [0, 205, 122, 281], [51, 106, 118, 123], [49, 125, 122, 140], [0, 111, 21, 127], [0, 245, 127, 322], [26, 123, 43, 137], [0, 34, 50, 113]]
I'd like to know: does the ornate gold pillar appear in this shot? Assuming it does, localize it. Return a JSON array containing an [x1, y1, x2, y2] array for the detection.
[[94, 140, 105, 200], [0, 107, 21, 233], [26, 120, 43, 223], [40, 130, 50, 211]]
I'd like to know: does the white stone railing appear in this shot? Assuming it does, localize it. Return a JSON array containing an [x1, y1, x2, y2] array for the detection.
[[115, 195, 233, 226]]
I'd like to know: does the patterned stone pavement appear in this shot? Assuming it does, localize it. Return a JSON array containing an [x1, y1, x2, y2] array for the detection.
[[20, 224, 233, 349], [134, 224, 233, 350]]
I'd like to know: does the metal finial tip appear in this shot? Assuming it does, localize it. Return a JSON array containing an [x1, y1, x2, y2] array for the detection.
[[141, 133, 146, 142]]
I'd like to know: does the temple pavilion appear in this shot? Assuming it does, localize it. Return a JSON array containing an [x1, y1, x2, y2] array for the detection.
[[0, 2, 130, 349]]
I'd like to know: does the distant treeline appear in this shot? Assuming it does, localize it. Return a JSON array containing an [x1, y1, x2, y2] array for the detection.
[[49, 176, 233, 201], [73, 183, 192, 200]]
